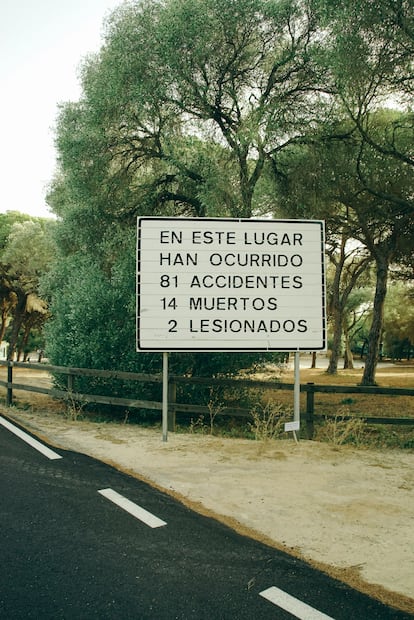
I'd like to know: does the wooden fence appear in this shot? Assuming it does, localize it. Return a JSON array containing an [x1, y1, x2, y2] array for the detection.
[[1, 360, 413, 439]]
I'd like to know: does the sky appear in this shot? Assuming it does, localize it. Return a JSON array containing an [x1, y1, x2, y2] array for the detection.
[[1, 0, 125, 219]]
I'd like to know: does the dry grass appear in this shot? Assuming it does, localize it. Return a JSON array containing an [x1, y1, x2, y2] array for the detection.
[[259, 362, 414, 420], [314, 408, 367, 446], [0, 367, 66, 416], [262, 361, 414, 448]]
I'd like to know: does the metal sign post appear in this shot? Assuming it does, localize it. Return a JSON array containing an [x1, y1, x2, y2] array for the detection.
[[294, 351, 300, 437], [162, 352, 168, 442], [293, 351, 301, 441], [283, 351, 301, 440]]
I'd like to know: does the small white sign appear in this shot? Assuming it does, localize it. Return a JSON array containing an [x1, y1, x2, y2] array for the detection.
[[284, 420, 300, 432], [137, 217, 326, 352]]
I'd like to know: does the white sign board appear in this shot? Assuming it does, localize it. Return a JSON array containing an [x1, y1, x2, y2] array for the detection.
[[137, 217, 326, 352]]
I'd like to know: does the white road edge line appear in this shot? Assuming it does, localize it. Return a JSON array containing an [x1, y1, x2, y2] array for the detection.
[[259, 586, 335, 620], [98, 488, 167, 528], [0, 416, 62, 460]]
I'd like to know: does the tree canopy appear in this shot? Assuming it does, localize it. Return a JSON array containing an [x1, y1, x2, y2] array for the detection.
[[0, 213, 55, 360], [45, 0, 414, 387], [54, 0, 332, 223]]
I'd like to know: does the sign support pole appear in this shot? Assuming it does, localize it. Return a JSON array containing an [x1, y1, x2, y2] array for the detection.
[[283, 351, 300, 440], [294, 350, 300, 423], [162, 352, 169, 442], [293, 350, 300, 441]]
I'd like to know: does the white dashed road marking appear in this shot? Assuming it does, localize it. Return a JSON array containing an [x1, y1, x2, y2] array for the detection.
[[259, 586, 335, 619], [98, 488, 167, 528], [0, 416, 62, 460]]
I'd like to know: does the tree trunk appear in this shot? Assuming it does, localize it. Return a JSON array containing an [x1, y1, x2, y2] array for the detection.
[[342, 320, 354, 369], [7, 292, 27, 361], [238, 148, 264, 218], [327, 304, 342, 374], [19, 322, 32, 362], [0, 308, 8, 342], [326, 238, 345, 375], [343, 341, 354, 369], [360, 253, 389, 385]]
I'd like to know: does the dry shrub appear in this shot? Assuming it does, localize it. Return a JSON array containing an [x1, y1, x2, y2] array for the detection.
[[249, 399, 292, 441], [315, 406, 366, 446], [207, 398, 224, 435], [189, 415, 207, 434], [61, 386, 87, 421]]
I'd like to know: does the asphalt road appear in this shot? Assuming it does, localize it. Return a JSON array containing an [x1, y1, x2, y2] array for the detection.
[[0, 415, 412, 620]]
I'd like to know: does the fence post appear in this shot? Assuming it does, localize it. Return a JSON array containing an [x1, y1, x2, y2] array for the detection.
[[6, 361, 13, 407], [168, 379, 177, 432], [67, 373, 74, 393], [306, 382, 315, 439]]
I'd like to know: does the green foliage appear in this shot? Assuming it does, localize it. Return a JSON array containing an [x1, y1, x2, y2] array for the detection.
[[271, 108, 414, 382], [45, 0, 325, 391], [44, 228, 159, 376], [54, 0, 330, 221], [0, 211, 35, 249], [382, 281, 414, 359], [0, 214, 55, 359], [2, 220, 55, 285], [45, 221, 219, 375], [44, 0, 413, 395]]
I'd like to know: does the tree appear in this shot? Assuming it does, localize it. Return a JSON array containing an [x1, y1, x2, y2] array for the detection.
[[334, 120, 413, 384], [11, 294, 48, 361], [317, 0, 414, 379], [382, 281, 414, 360], [270, 107, 414, 382], [321, 0, 414, 144], [341, 286, 373, 368], [268, 138, 373, 374], [46, 0, 333, 383], [47, 0, 413, 389], [1, 219, 55, 360], [325, 234, 371, 373], [55, 0, 329, 225], [0, 213, 37, 343]]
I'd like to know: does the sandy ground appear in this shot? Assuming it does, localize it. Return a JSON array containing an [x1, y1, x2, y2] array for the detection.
[[3, 407, 414, 615]]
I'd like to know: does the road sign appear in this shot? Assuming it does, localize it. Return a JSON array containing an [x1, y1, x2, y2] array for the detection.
[[137, 217, 326, 352]]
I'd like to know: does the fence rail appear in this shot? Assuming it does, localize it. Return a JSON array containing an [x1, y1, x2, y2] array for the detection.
[[0, 361, 413, 439]]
